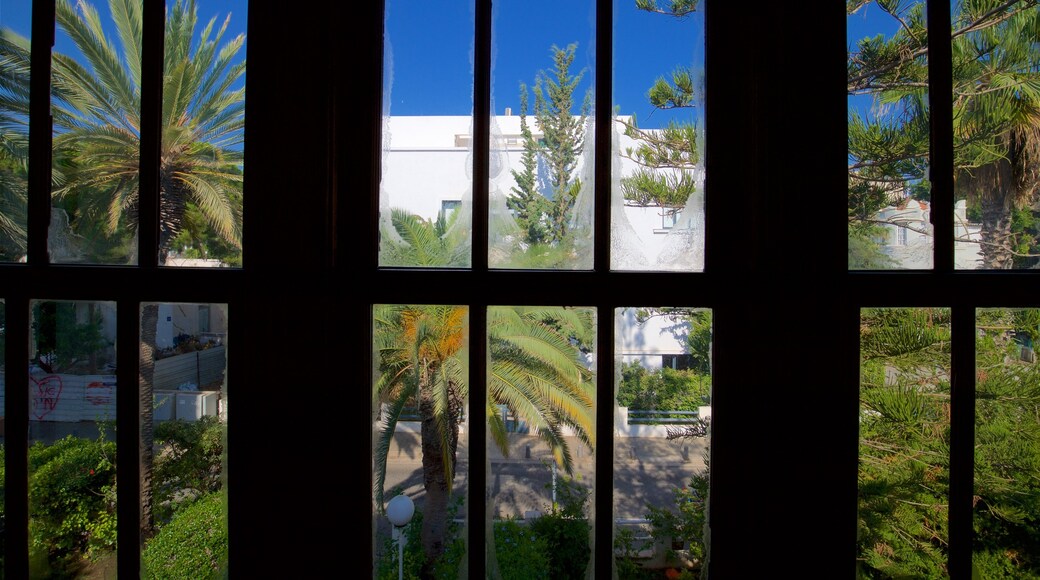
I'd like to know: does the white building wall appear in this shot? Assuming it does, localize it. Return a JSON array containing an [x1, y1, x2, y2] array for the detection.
[[381, 115, 693, 265], [614, 307, 689, 370]]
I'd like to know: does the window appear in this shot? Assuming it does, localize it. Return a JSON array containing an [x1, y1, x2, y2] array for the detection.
[[4, 1, 1019, 577], [2, 1, 240, 577], [662, 353, 695, 370]]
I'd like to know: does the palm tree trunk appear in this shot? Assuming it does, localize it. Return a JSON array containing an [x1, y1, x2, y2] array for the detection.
[[979, 193, 1015, 269], [139, 303, 159, 538], [419, 387, 458, 578]]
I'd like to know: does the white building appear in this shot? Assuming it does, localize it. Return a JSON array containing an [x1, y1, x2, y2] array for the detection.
[[874, 198, 983, 269], [615, 307, 694, 371], [380, 114, 704, 270]]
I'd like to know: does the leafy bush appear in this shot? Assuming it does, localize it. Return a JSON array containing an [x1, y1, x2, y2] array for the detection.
[[141, 492, 228, 579], [28, 435, 117, 577], [152, 416, 225, 524], [526, 475, 591, 580], [617, 362, 710, 413], [492, 518, 550, 579], [375, 493, 465, 580]]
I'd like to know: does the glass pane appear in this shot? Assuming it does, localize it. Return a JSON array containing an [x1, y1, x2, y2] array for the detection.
[[488, 0, 596, 270], [378, 0, 474, 268], [847, 1, 932, 270], [611, 2, 704, 272], [162, 1, 246, 268], [0, 1, 31, 262], [29, 300, 118, 577], [952, 5, 1040, 269], [857, 307, 950, 576], [50, 0, 143, 264], [0, 300, 5, 574], [140, 302, 228, 577], [973, 309, 1040, 575], [372, 305, 470, 578], [613, 307, 711, 577], [486, 306, 596, 578]]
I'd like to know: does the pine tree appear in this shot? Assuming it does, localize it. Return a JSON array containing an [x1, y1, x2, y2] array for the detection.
[[848, 1, 1040, 269], [530, 43, 591, 244], [619, 2, 703, 232], [507, 84, 549, 244]]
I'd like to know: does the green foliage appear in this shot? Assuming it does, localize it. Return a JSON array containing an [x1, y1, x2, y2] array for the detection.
[[0, 0, 246, 264], [375, 494, 465, 580], [31, 301, 110, 373], [492, 519, 551, 580], [379, 207, 469, 267], [528, 475, 592, 579], [28, 435, 117, 577], [499, 42, 596, 265], [635, 0, 700, 17], [152, 416, 226, 524], [971, 310, 1040, 577], [848, 224, 896, 269], [141, 491, 228, 580], [858, 308, 952, 578], [616, 362, 711, 413], [645, 465, 709, 573], [848, 1, 1040, 268], [508, 84, 551, 245]]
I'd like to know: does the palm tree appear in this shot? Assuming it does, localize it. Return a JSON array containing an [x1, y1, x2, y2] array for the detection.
[[0, 0, 245, 542], [848, 0, 1040, 269], [373, 304, 595, 575], [48, 0, 244, 264], [950, 3, 1040, 269], [0, 27, 31, 259]]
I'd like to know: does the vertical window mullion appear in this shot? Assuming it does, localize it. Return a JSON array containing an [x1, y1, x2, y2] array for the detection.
[[5, 293, 30, 578], [593, 0, 613, 574], [927, 0, 954, 272], [138, 0, 165, 270], [27, 0, 54, 264], [472, 0, 490, 273], [116, 298, 142, 576], [593, 0, 611, 273], [470, 0, 491, 576], [949, 305, 975, 577]]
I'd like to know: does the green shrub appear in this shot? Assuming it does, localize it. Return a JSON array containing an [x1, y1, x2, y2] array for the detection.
[[617, 362, 710, 414], [142, 492, 228, 579], [28, 435, 117, 576], [152, 416, 225, 524], [492, 518, 550, 580]]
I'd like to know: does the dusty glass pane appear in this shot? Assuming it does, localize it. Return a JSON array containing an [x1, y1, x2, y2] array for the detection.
[[486, 306, 596, 578], [972, 309, 1040, 575], [488, 0, 596, 270], [847, 1, 932, 270], [140, 302, 228, 577], [29, 300, 118, 577], [858, 307, 950, 576], [0, 299, 5, 575], [50, 0, 143, 264], [162, 1, 246, 269], [372, 305, 470, 578], [951, 5, 1040, 270], [613, 307, 711, 577], [611, 3, 705, 272], [0, 1, 31, 262], [378, 0, 474, 268]]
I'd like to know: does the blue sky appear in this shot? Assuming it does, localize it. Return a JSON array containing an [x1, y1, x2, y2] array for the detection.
[[0, 0, 247, 83], [385, 0, 704, 129]]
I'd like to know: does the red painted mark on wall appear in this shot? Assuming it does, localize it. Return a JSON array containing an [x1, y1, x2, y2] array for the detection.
[[85, 381, 115, 406], [30, 375, 63, 420]]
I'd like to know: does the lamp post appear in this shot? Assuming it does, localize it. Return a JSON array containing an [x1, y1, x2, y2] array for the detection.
[[386, 494, 415, 580]]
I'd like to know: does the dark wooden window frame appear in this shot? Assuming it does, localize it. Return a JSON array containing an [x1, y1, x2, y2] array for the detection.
[[1, 1, 1026, 577]]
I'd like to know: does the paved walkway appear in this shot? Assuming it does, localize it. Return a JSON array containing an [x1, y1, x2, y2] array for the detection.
[[381, 431, 708, 521]]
